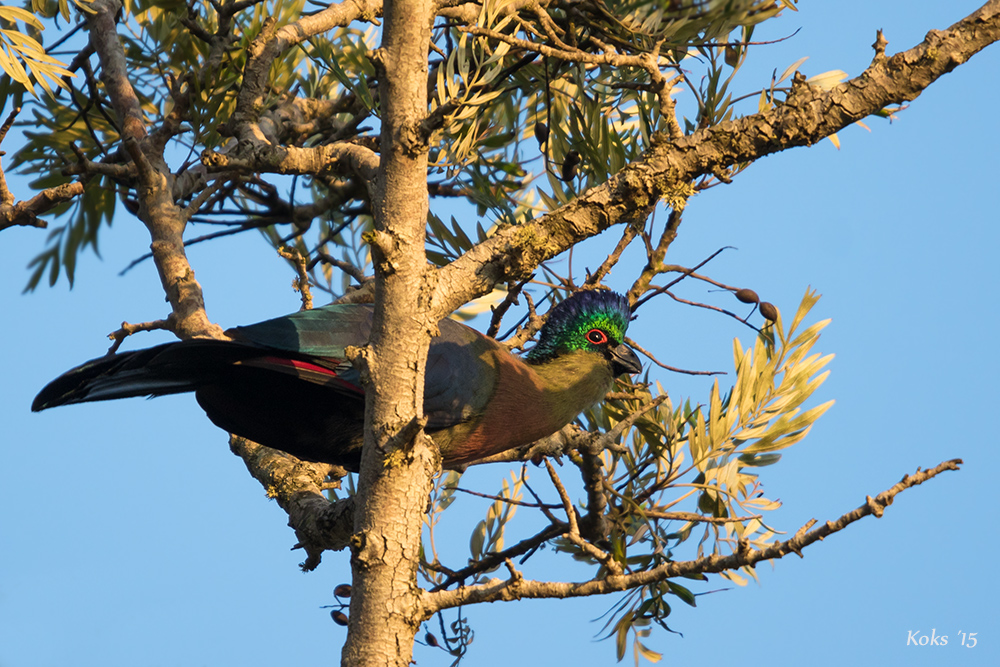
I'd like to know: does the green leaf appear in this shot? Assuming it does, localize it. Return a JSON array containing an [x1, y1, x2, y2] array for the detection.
[[666, 581, 697, 607], [738, 453, 782, 467]]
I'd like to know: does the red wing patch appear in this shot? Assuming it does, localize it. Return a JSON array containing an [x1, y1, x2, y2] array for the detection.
[[235, 356, 364, 395]]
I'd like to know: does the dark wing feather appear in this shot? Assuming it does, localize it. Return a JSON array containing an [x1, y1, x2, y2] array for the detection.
[[32, 341, 265, 410], [423, 319, 501, 431], [226, 303, 373, 358]]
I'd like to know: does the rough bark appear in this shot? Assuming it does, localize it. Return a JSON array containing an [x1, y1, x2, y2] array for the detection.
[[339, 0, 437, 664], [86, 0, 360, 574], [230, 436, 352, 570], [87, 0, 223, 340], [0, 181, 84, 232]]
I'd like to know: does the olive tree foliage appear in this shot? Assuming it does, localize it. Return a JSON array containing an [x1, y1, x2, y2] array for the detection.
[[2, 0, 993, 664]]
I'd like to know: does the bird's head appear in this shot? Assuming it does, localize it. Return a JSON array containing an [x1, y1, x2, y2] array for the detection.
[[526, 290, 642, 376]]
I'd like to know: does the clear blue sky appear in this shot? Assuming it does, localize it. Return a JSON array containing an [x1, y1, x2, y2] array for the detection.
[[2, 2, 997, 666]]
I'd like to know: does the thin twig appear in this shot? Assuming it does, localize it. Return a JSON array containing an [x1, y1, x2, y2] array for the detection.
[[500, 290, 542, 348], [642, 510, 763, 525], [627, 207, 683, 306], [626, 336, 726, 376], [584, 223, 641, 288], [486, 276, 532, 338], [545, 458, 579, 536], [309, 251, 369, 284], [633, 246, 735, 310], [442, 485, 562, 510], [179, 179, 225, 223], [547, 457, 622, 573], [644, 290, 761, 333], [428, 523, 566, 592], [0, 105, 20, 146], [106, 318, 173, 355], [589, 395, 670, 454], [0, 106, 22, 207], [277, 246, 314, 310], [519, 468, 563, 525], [119, 221, 273, 275]]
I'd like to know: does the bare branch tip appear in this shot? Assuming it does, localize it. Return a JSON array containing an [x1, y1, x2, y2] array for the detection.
[[873, 29, 889, 61]]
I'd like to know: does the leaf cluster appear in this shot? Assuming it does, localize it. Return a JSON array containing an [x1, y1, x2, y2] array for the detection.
[[5, 0, 823, 296]]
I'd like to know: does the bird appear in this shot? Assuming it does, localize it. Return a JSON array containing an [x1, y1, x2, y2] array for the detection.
[[32, 290, 642, 470]]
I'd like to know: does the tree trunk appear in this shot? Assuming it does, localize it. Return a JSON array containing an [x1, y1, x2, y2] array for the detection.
[[340, 0, 435, 665]]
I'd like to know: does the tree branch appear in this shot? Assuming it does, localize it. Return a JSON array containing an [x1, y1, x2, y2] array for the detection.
[[428, 523, 567, 592], [429, 2, 1000, 319], [341, 0, 439, 663], [88, 0, 223, 340], [230, 436, 353, 570], [0, 182, 85, 232], [201, 141, 378, 188], [423, 459, 963, 614], [106, 318, 174, 354], [225, 0, 383, 141]]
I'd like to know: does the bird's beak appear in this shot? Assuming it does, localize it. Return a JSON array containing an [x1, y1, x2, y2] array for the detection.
[[610, 343, 642, 376]]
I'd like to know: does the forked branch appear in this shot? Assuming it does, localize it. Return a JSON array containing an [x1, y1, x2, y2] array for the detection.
[[430, 1, 1000, 318], [423, 459, 962, 614]]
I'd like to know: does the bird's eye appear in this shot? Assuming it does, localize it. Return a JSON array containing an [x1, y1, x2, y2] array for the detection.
[[586, 328, 608, 345]]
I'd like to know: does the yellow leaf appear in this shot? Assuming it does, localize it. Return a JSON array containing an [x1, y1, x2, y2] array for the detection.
[[449, 289, 506, 321], [777, 56, 809, 84], [636, 640, 663, 663], [0, 6, 44, 29], [722, 569, 748, 586], [807, 69, 849, 90], [758, 88, 770, 113]]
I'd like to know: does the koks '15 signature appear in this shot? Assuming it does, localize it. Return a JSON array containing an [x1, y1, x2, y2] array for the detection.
[[907, 630, 978, 647]]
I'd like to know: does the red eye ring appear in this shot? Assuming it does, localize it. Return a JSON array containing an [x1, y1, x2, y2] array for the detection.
[[586, 328, 608, 345]]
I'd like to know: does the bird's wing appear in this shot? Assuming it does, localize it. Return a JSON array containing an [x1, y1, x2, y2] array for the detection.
[[226, 303, 374, 357], [224, 304, 374, 389], [423, 319, 502, 431], [229, 304, 503, 430]]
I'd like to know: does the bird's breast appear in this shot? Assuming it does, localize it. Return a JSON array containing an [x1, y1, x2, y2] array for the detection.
[[437, 350, 614, 466]]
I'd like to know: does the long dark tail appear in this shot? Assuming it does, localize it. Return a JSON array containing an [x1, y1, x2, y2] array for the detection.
[[32, 341, 263, 412]]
